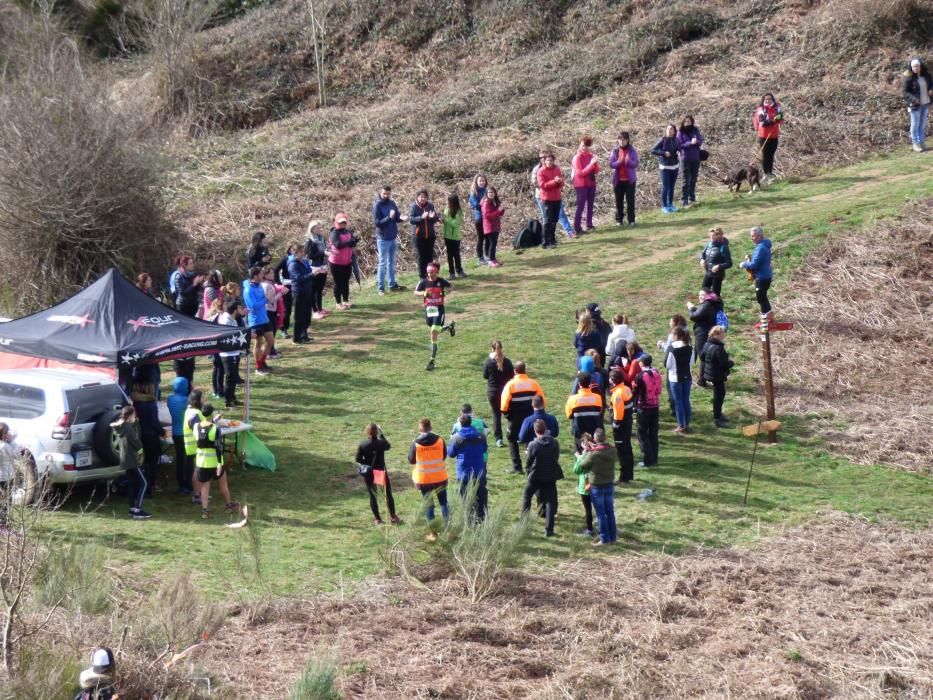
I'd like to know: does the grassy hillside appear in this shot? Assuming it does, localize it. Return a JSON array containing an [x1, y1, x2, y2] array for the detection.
[[43, 150, 933, 600]]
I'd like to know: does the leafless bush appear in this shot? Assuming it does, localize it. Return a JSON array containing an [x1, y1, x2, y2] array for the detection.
[[0, 8, 180, 315]]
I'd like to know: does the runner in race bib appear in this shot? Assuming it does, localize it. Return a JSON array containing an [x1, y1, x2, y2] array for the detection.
[[414, 262, 457, 371]]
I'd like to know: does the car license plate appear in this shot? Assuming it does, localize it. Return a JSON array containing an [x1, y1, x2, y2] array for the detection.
[[76, 450, 92, 468]]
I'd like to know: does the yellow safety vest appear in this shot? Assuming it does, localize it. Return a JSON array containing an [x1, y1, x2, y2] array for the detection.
[[183, 407, 204, 456], [195, 422, 221, 470]]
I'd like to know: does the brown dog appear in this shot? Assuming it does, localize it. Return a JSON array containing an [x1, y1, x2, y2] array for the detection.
[[722, 165, 761, 192]]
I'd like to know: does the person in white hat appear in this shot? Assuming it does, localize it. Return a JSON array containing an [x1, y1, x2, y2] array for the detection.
[[902, 57, 932, 152], [74, 647, 117, 699]]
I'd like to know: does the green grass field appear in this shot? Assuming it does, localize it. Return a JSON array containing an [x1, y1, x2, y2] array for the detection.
[[45, 152, 933, 598]]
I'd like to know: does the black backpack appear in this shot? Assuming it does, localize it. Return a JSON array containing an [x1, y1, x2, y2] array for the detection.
[[512, 219, 543, 249]]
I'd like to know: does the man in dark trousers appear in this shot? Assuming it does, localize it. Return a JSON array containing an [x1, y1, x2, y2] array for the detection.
[[522, 419, 562, 537], [739, 225, 773, 321], [564, 371, 604, 453], [517, 394, 559, 445], [608, 369, 635, 483], [633, 354, 662, 468], [287, 244, 314, 344], [447, 415, 488, 522], [500, 361, 545, 474], [699, 226, 733, 296]]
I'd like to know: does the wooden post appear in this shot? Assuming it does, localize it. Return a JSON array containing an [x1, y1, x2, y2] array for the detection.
[[759, 318, 777, 443]]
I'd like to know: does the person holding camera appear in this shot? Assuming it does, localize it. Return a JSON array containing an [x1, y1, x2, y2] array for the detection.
[[355, 423, 400, 526], [573, 428, 617, 545]]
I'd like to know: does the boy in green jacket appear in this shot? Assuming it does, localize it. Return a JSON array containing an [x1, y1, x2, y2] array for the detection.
[[111, 406, 151, 520]]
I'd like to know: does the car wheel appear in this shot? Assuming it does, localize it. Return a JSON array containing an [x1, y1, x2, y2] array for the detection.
[[10, 452, 47, 507], [93, 410, 122, 466]]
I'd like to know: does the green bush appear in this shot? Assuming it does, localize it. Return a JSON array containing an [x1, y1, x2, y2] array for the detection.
[[33, 541, 113, 615], [288, 651, 341, 700]]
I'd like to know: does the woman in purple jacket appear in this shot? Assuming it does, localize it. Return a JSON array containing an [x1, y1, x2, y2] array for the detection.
[[676, 115, 704, 208], [609, 131, 639, 227]]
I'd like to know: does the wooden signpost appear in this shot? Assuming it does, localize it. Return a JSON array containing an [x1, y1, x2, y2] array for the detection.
[[742, 419, 782, 505], [754, 317, 794, 443]]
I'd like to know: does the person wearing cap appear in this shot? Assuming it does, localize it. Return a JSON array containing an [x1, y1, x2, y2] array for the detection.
[[74, 647, 117, 700], [407, 418, 449, 528], [409, 190, 438, 279], [373, 185, 408, 294], [738, 226, 773, 321], [304, 219, 330, 320], [699, 226, 733, 296], [903, 57, 932, 152], [195, 404, 239, 520], [500, 362, 546, 474], [414, 261, 456, 371], [328, 213, 358, 310]]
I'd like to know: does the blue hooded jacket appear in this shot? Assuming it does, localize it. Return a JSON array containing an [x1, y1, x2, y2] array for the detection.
[[447, 424, 487, 480], [742, 239, 773, 280], [242, 279, 269, 327], [167, 377, 189, 436]]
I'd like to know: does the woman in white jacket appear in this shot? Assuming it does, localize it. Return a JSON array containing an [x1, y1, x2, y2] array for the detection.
[[605, 314, 636, 367]]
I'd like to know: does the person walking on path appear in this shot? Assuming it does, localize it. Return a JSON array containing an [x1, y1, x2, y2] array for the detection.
[[699, 226, 733, 296], [328, 213, 358, 310], [480, 186, 506, 268], [355, 423, 400, 526], [665, 326, 694, 434], [676, 115, 704, 208], [414, 262, 456, 371], [442, 192, 466, 278], [738, 225, 774, 320], [407, 418, 449, 527], [243, 266, 274, 375], [518, 394, 559, 445], [409, 190, 439, 279], [447, 415, 489, 523], [501, 361, 546, 474], [373, 185, 408, 294], [609, 131, 639, 227], [699, 326, 734, 428], [573, 429, 617, 545], [287, 244, 314, 344], [167, 376, 192, 495], [111, 406, 151, 520], [536, 152, 565, 248], [903, 58, 932, 152], [565, 372, 604, 452], [753, 93, 784, 180], [195, 404, 239, 520], [522, 419, 562, 538], [571, 134, 600, 234], [651, 124, 680, 213], [305, 220, 330, 319], [633, 354, 662, 468], [483, 340, 514, 447], [469, 174, 489, 265], [687, 288, 723, 386], [608, 369, 635, 483], [532, 151, 575, 238]]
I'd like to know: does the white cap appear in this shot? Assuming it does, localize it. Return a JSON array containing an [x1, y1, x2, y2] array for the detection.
[[911, 58, 921, 67], [91, 647, 115, 671]]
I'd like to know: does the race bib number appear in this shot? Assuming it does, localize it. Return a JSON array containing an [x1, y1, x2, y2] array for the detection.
[[426, 305, 440, 318]]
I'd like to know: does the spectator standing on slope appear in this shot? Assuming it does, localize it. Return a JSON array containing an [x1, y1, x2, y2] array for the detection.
[[687, 288, 723, 387], [274, 242, 296, 338], [355, 423, 400, 526], [676, 115, 704, 208], [287, 244, 314, 344], [903, 58, 932, 152], [243, 266, 274, 376], [608, 369, 635, 483], [522, 419, 562, 538], [665, 326, 694, 434], [536, 152, 565, 248], [447, 415, 489, 523], [407, 418, 450, 528], [738, 225, 774, 321], [328, 213, 358, 311], [442, 192, 466, 278], [517, 394, 559, 445], [573, 429, 617, 546], [571, 134, 600, 235], [373, 185, 407, 295], [469, 174, 488, 264], [532, 151, 575, 238], [483, 340, 515, 448], [609, 131, 639, 227], [305, 220, 330, 320], [699, 326, 734, 428], [501, 361, 546, 474], [633, 354, 662, 469], [699, 226, 733, 296], [753, 93, 784, 181], [651, 124, 680, 214], [409, 190, 439, 279]]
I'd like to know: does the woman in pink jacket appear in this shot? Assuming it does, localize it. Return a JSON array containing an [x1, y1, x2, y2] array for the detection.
[[571, 135, 600, 235], [480, 186, 505, 268]]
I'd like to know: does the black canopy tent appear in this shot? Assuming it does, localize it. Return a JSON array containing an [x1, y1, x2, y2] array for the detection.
[[0, 268, 252, 414]]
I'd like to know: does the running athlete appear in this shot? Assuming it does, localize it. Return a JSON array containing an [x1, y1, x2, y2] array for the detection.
[[414, 261, 456, 371]]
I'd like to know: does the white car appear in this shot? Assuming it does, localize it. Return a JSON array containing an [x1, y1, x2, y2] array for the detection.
[[0, 369, 129, 503]]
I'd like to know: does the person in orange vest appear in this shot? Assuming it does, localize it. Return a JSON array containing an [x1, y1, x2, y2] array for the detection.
[[608, 368, 635, 483], [500, 361, 546, 475], [406, 418, 449, 524], [564, 371, 604, 453]]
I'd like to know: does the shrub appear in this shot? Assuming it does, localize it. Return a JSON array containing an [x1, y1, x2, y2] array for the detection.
[[33, 541, 112, 615], [0, 9, 179, 315], [288, 650, 342, 700]]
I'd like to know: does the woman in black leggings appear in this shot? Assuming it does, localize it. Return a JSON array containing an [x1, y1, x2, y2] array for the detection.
[[482, 340, 515, 447], [355, 423, 400, 525]]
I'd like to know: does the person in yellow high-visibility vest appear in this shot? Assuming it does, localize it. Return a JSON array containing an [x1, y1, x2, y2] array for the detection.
[[407, 417, 449, 525], [182, 389, 205, 504], [195, 404, 239, 520]]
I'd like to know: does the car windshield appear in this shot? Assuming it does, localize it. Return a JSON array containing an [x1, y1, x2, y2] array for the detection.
[[0, 382, 46, 419], [65, 384, 127, 424]]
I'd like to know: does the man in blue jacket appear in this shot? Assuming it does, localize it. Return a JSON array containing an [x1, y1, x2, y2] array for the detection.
[[447, 415, 488, 522], [373, 186, 407, 295], [518, 395, 559, 445], [739, 226, 773, 320]]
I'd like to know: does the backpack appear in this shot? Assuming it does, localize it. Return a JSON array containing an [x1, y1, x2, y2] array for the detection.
[[715, 308, 730, 331], [512, 219, 543, 249], [639, 368, 662, 408]]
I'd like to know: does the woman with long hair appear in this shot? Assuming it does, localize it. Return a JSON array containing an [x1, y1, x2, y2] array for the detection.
[[169, 255, 204, 317], [136, 273, 155, 298], [355, 423, 400, 526], [468, 174, 488, 264], [305, 220, 330, 319], [571, 134, 600, 234], [480, 186, 505, 268], [573, 311, 601, 360], [327, 213, 357, 310], [650, 124, 680, 214], [443, 192, 465, 278], [482, 340, 515, 447], [676, 114, 703, 208], [753, 93, 784, 180], [246, 231, 272, 269], [201, 270, 224, 319], [275, 240, 299, 338]]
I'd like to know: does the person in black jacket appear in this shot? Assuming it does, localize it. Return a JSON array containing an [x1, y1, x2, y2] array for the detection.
[[287, 244, 314, 344], [274, 241, 297, 339], [687, 288, 722, 387], [304, 220, 330, 319], [355, 423, 400, 525], [699, 227, 733, 295], [651, 124, 680, 213], [522, 420, 562, 537], [699, 326, 734, 428], [409, 190, 438, 279], [246, 231, 272, 269], [482, 340, 515, 447], [902, 57, 932, 152]]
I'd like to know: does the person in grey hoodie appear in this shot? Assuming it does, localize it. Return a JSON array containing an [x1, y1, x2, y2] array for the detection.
[[522, 419, 562, 537]]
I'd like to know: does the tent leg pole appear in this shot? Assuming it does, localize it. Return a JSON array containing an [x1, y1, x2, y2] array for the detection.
[[245, 351, 251, 424]]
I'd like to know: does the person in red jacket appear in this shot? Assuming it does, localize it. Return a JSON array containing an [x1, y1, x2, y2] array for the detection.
[[536, 152, 564, 249], [571, 135, 600, 235], [753, 93, 784, 180], [480, 186, 505, 268]]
